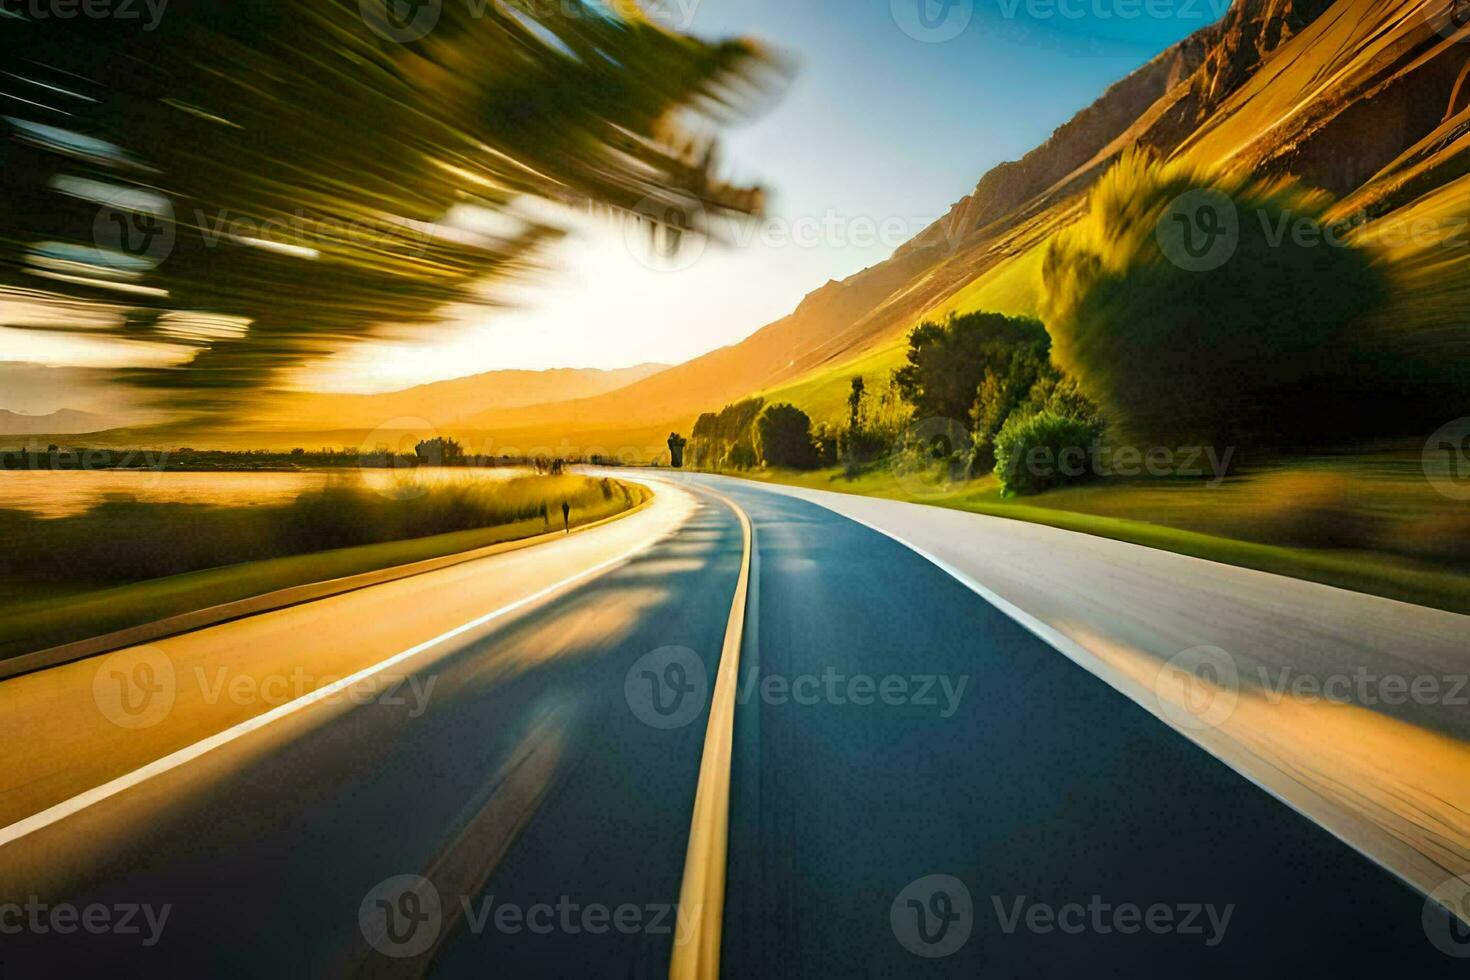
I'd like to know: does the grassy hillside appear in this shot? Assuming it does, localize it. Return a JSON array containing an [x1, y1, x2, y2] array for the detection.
[[60, 1, 1469, 463], [728, 454, 1470, 616], [0, 473, 648, 658], [667, 1, 1470, 614]]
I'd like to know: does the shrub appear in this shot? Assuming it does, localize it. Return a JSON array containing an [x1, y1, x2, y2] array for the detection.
[[755, 403, 819, 470], [0, 473, 638, 583], [690, 398, 765, 470], [893, 311, 1049, 425], [1042, 150, 1388, 450], [667, 433, 688, 468], [971, 345, 1057, 474], [813, 423, 839, 467], [994, 411, 1102, 496], [725, 439, 758, 470]]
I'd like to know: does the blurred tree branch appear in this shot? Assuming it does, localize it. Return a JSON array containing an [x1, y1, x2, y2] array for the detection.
[[0, 0, 785, 414]]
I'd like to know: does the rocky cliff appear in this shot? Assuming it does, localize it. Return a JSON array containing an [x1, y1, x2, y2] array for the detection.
[[409, 0, 1470, 452]]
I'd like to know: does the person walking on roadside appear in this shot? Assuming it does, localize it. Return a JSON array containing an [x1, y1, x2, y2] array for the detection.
[[562, 500, 571, 533]]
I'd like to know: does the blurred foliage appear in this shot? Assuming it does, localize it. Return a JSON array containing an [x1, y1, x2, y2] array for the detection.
[[838, 378, 913, 475], [0, 471, 635, 581], [993, 410, 1103, 497], [689, 396, 764, 469], [0, 0, 781, 412], [753, 401, 817, 469], [1041, 150, 1399, 450], [891, 311, 1049, 427]]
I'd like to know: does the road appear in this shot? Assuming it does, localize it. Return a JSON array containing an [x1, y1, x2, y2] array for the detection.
[[726, 474, 1470, 903], [0, 474, 1465, 976]]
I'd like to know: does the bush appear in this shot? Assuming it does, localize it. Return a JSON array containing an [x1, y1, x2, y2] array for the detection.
[[813, 423, 839, 467], [690, 398, 765, 470], [994, 411, 1102, 496], [971, 345, 1058, 475], [837, 426, 888, 466], [755, 403, 819, 469], [725, 438, 758, 470], [0, 473, 638, 583], [893, 311, 1049, 425], [1042, 150, 1389, 450]]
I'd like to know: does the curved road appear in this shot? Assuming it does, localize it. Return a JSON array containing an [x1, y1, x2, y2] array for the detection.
[[0, 475, 1463, 976]]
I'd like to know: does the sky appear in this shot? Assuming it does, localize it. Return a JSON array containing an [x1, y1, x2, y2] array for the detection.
[[3, 0, 1229, 405]]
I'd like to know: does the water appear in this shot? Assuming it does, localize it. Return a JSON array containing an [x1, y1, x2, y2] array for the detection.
[[0, 466, 536, 518]]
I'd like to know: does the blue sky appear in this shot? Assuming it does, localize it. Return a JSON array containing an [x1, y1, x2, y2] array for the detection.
[[285, 0, 1233, 390], [696, 0, 1225, 243]]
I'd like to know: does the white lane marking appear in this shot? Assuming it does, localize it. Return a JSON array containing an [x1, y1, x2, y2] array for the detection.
[[716, 476, 1448, 909], [0, 527, 675, 850]]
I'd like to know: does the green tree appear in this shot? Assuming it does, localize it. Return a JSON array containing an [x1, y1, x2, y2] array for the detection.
[[994, 411, 1103, 497], [688, 397, 768, 469], [813, 423, 839, 467], [971, 346, 1060, 474], [0, 2, 780, 413], [415, 437, 464, 465], [893, 312, 1049, 426], [690, 413, 720, 467], [1042, 150, 1388, 449], [754, 403, 818, 470], [726, 438, 759, 471], [848, 376, 866, 432], [667, 433, 688, 469]]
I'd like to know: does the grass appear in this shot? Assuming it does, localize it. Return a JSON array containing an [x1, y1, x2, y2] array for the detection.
[[721, 454, 1470, 615], [920, 244, 1044, 324], [751, 341, 909, 428], [0, 473, 647, 659], [747, 246, 1048, 430]]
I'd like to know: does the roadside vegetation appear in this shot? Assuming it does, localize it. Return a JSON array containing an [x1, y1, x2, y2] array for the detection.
[[668, 152, 1470, 611], [0, 473, 646, 658], [731, 457, 1470, 615], [0, 440, 573, 472]]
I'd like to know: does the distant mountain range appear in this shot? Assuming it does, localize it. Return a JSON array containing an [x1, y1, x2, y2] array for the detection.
[[0, 365, 669, 444], [245, 363, 670, 432], [53, 0, 1470, 455], [396, 0, 1469, 453], [0, 409, 114, 435]]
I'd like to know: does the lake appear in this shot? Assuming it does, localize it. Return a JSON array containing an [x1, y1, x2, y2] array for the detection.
[[0, 466, 538, 517]]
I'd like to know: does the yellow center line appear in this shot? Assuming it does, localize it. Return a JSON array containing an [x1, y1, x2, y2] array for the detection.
[[670, 485, 754, 980]]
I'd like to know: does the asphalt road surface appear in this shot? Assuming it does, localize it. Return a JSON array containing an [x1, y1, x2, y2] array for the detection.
[[0, 475, 1464, 977]]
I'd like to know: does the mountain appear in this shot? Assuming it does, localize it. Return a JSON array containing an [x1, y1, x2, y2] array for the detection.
[[429, 0, 1468, 454], [0, 362, 152, 420], [0, 409, 114, 435], [103, 0, 1467, 455], [247, 363, 670, 432]]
